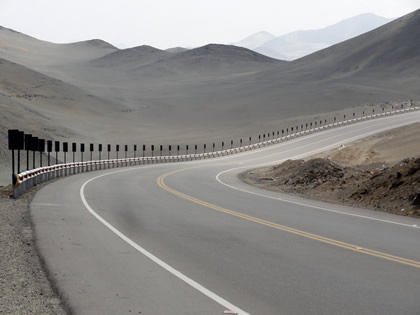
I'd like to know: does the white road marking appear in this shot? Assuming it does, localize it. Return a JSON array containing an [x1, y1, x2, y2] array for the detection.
[[74, 112, 419, 314], [80, 170, 249, 315], [215, 130, 420, 230]]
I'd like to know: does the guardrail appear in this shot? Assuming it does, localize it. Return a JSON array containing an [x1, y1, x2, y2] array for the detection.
[[8, 106, 419, 198]]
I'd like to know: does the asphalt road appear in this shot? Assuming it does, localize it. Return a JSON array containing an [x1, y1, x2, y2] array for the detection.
[[31, 112, 420, 315]]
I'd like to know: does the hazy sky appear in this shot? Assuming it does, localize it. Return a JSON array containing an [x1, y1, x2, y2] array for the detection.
[[1, 0, 419, 49]]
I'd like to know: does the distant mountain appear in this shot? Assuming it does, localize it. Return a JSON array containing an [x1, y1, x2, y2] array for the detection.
[[171, 44, 279, 63], [166, 47, 189, 53], [256, 13, 393, 60], [137, 44, 283, 77], [66, 39, 118, 50], [232, 31, 275, 50], [250, 46, 288, 61], [234, 9, 420, 116], [91, 45, 170, 68]]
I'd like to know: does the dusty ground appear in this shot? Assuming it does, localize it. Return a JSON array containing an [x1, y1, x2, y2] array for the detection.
[[240, 123, 420, 217], [0, 185, 68, 314], [312, 122, 420, 166]]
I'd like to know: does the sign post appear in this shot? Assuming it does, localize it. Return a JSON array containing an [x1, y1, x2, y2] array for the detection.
[[90, 144, 94, 161], [47, 140, 53, 166], [8, 130, 21, 184], [80, 143, 85, 162], [24, 134, 32, 170], [99, 144, 102, 161], [38, 139, 45, 167], [63, 142, 68, 164], [72, 143, 76, 162], [55, 141, 60, 164]]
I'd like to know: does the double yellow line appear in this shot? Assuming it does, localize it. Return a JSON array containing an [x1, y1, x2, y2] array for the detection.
[[158, 169, 420, 269]]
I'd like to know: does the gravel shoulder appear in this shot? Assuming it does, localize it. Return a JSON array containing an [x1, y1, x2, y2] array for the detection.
[[0, 184, 68, 314], [240, 123, 420, 217]]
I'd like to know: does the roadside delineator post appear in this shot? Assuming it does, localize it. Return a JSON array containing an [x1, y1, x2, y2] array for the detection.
[[124, 145, 128, 166], [63, 142, 68, 175], [98, 144, 102, 169], [72, 143, 76, 163], [47, 140, 52, 179], [90, 143, 95, 165], [99, 144, 102, 161], [24, 134, 32, 171], [80, 143, 85, 172], [55, 141, 60, 166], [8, 130, 22, 192], [81, 143, 85, 163], [38, 139, 45, 182], [39, 139, 45, 168]]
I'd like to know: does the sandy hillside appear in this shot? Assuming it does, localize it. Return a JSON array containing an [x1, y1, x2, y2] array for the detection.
[[312, 122, 420, 165], [240, 123, 420, 217]]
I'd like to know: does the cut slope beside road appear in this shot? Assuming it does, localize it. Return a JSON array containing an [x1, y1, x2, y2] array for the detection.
[[240, 123, 420, 217]]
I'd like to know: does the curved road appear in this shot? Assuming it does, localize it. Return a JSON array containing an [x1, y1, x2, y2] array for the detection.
[[32, 112, 420, 315]]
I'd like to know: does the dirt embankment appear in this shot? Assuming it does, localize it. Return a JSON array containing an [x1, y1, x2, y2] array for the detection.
[[240, 123, 420, 217], [241, 158, 420, 217]]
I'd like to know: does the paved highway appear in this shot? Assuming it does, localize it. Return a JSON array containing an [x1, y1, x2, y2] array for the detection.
[[31, 112, 420, 315]]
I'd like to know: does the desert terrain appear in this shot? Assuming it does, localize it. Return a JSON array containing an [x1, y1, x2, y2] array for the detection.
[[240, 123, 420, 217], [1, 9, 420, 185], [1, 8, 420, 314]]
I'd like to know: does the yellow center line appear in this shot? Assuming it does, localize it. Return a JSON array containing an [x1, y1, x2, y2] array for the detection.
[[157, 169, 420, 269]]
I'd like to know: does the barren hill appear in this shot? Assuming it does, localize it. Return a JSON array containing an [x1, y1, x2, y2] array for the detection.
[[0, 9, 420, 185], [0, 26, 117, 68], [66, 39, 118, 50], [128, 44, 283, 77], [91, 45, 171, 68], [165, 47, 189, 53], [0, 10, 419, 137], [233, 9, 420, 117]]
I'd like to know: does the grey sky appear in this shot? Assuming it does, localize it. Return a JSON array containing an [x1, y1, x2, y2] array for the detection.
[[1, 0, 419, 49]]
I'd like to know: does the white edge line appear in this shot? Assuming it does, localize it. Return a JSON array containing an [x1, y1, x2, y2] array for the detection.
[[215, 127, 420, 230], [80, 170, 249, 315]]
